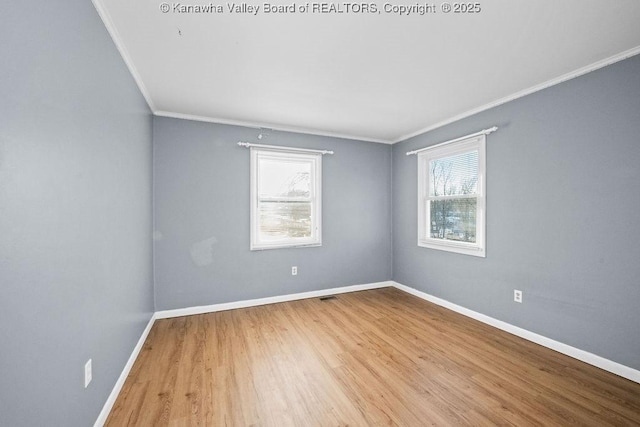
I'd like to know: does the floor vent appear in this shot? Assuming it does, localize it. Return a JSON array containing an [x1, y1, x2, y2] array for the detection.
[[319, 295, 336, 301]]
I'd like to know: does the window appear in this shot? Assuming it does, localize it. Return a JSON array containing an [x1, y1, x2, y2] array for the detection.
[[250, 148, 322, 250], [417, 135, 486, 257]]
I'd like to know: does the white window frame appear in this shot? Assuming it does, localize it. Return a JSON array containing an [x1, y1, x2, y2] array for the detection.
[[417, 135, 486, 257], [250, 147, 322, 250]]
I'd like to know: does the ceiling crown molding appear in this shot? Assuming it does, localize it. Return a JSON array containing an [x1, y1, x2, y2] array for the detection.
[[92, 0, 157, 111], [393, 45, 640, 144]]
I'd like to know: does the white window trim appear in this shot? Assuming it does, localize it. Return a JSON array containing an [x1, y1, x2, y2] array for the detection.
[[250, 147, 322, 250], [417, 135, 486, 257]]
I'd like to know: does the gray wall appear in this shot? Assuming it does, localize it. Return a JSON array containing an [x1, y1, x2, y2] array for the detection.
[[153, 117, 392, 310], [393, 55, 640, 370], [0, 1, 154, 425], [1, 1, 637, 422]]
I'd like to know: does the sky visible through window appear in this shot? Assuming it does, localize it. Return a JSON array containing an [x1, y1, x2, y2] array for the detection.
[[258, 157, 313, 241], [259, 158, 311, 198]]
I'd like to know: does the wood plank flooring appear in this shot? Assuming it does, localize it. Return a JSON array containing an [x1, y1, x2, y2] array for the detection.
[[105, 287, 640, 426]]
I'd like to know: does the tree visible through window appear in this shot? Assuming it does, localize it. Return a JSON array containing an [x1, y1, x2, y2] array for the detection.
[[250, 149, 322, 250], [418, 135, 485, 256], [429, 151, 478, 242]]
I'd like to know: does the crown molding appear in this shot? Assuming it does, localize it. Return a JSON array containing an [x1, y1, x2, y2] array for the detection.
[[393, 45, 640, 144], [91, 2, 639, 147], [92, 0, 157, 112], [153, 110, 394, 144]]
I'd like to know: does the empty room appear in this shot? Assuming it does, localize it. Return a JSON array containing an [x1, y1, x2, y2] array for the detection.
[[2, 0, 640, 425]]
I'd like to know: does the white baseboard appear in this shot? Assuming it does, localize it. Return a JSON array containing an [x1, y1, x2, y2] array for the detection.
[[155, 281, 393, 319], [96, 279, 639, 426], [94, 314, 157, 427], [391, 281, 640, 384], [95, 281, 392, 425]]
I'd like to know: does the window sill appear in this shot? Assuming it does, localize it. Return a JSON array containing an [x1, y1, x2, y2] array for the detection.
[[250, 242, 322, 251], [418, 240, 485, 257]]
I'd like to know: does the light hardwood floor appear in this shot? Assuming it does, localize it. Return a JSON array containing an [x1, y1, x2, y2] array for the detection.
[[106, 287, 640, 426]]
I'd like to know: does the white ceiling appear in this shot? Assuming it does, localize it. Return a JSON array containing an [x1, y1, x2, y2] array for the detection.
[[94, 0, 640, 143]]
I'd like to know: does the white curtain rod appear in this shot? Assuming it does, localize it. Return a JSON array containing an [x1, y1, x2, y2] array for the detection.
[[405, 126, 498, 156], [237, 142, 334, 155]]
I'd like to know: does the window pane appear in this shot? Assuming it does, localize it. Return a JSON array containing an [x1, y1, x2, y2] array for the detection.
[[259, 201, 312, 241], [430, 198, 477, 242], [429, 151, 478, 196], [259, 158, 311, 198]]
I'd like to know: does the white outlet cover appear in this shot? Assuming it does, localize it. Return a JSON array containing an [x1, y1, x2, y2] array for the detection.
[[84, 359, 92, 388], [514, 290, 523, 303], [291, 266, 297, 276]]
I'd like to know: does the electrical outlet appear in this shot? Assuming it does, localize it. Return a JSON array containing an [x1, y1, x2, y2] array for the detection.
[[514, 290, 523, 303], [291, 266, 297, 276], [84, 359, 92, 388]]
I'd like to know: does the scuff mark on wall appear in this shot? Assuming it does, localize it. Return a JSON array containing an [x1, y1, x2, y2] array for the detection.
[[190, 236, 218, 266]]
